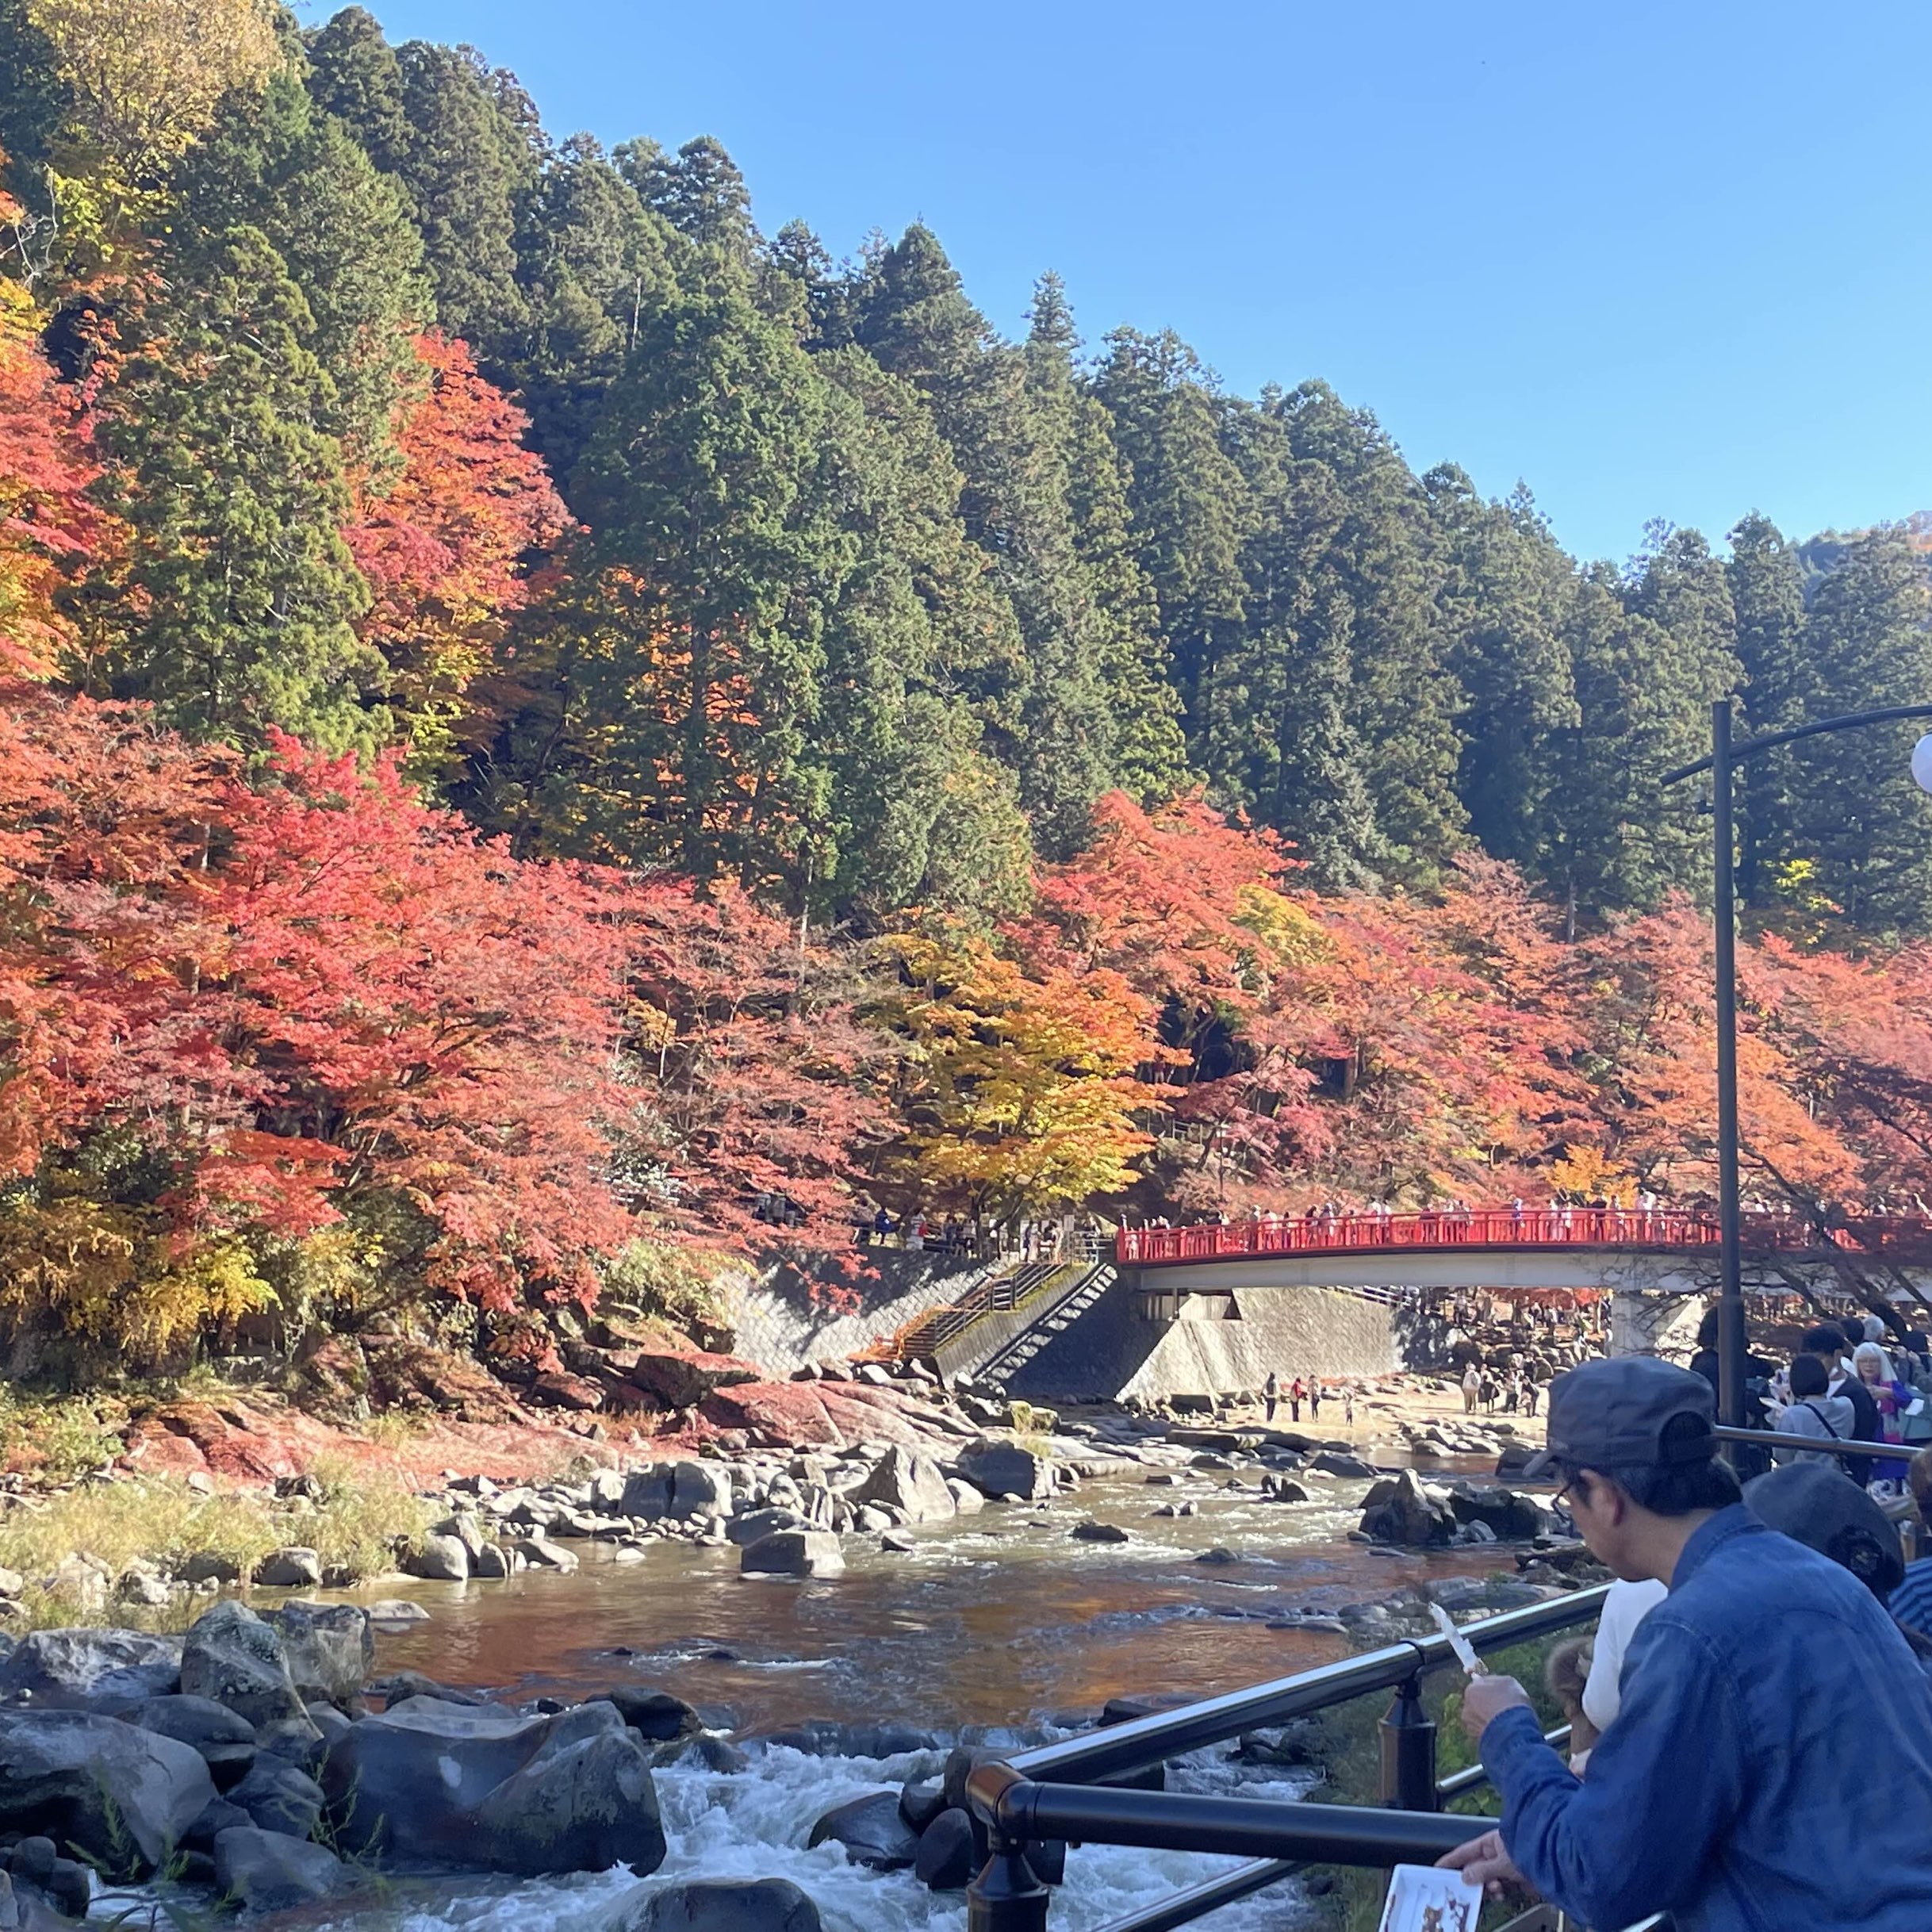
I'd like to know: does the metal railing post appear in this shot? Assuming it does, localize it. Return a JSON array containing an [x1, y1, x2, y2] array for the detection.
[[1378, 1670, 1439, 1812], [967, 1833, 1051, 1932]]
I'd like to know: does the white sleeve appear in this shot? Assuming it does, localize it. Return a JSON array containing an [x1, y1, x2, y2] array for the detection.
[[1580, 1578, 1669, 1732]]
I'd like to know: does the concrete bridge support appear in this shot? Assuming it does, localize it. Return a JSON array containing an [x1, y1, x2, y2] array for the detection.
[[1609, 1288, 1710, 1360]]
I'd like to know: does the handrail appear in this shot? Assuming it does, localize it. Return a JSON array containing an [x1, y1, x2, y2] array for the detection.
[[1713, 1423, 1915, 1462], [1437, 1723, 1570, 1799], [1088, 1859, 1304, 1932], [1116, 1206, 1932, 1267], [1009, 1585, 1611, 1784], [885, 1258, 1087, 1363]]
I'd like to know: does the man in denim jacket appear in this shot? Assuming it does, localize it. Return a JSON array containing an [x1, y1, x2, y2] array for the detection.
[[1440, 1356, 1932, 1932]]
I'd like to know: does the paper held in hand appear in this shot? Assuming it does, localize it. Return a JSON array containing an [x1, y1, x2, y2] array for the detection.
[[1376, 1863, 1485, 1932]]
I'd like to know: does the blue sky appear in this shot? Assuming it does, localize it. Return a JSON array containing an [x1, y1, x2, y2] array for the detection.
[[339, 1, 1932, 565]]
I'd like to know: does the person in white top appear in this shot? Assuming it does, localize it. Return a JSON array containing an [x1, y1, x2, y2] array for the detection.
[[1573, 1575, 1669, 1772]]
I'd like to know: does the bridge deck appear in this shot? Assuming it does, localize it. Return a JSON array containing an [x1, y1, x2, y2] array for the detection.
[[1117, 1207, 1932, 1273]]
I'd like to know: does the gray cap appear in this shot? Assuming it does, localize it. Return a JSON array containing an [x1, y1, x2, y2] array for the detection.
[[1742, 1462, 1905, 1598], [1521, 1356, 1715, 1480]]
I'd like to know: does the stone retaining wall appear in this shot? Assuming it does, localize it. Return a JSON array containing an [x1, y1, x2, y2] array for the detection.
[[726, 1253, 991, 1376], [1116, 1287, 1400, 1402]]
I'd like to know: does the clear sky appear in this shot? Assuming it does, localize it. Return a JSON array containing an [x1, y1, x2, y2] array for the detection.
[[339, 0, 1932, 565]]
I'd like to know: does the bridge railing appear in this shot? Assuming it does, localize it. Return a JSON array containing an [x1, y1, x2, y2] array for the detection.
[[963, 1585, 1618, 1931], [1116, 1206, 1932, 1267]]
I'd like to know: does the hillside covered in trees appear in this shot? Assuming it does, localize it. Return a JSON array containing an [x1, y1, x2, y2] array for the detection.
[[3, 0, 1932, 1381]]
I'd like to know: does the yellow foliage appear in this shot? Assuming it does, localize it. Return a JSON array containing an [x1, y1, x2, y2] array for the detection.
[[1548, 1143, 1635, 1206], [28, 0, 281, 178], [0, 1202, 270, 1367], [884, 928, 1157, 1219]]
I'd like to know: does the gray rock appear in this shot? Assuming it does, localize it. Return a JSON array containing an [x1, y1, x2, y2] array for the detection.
[[945, 1478, 983, 1515], [228, 1754, 324, 1838], [619, 1466, 674, 1520], [180, 1551, 241, 1586], [514, 1536, 580, 1573], [807, 1788, 918, 1871], [1071, 1520, 1129, 1543], [899, 1779, 947, 1833], [739, 1531, 845, 1578], [121, 1695, 257, 1787], [473, 1543, 513, 1579], [607, 1689, 700, 1742], [726, 1507, 808, 1547], [1312, 1452, 1378, 1479], [671, 1461, 734, 1520], [619, 1877, 821, 1932], [406, 1534, 471, 1582], [956, 1439, 1053, 1501], [253, 1547, 323, 1589], [0, 1709, 213, 1874], [213, 1827, 343, 1913], [0, 1629, 182, 1710], [323, 1696, 665, 1876], [181, 1604, 314, 1735], [914, 1807, 976, 1890], [1447, 1485, 1553, 1542], [265, 1604, 372, 1709], [366, 1600, 431, 1625], [1358, 1470, 1459, 1547], [431, 1514, 489, 1562], [849, 1447, 955, 1525]]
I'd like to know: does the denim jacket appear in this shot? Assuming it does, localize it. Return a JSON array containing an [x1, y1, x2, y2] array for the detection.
[[1481, 1505, 1932, 1932]]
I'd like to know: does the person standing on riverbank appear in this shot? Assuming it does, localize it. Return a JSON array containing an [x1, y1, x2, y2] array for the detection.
[[1307, 1377, 1322, 1421], [1290, 1376, 1305, 1422], [1439, 1356, 1932, 1930], [1263, 1370, 1280, 1422]]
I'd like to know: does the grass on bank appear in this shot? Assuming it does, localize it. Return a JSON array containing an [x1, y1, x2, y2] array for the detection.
[[0, 1459, 432, 1631]]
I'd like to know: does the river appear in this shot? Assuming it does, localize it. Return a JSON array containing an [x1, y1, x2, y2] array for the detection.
[[307, 1459, 1504, 1932]]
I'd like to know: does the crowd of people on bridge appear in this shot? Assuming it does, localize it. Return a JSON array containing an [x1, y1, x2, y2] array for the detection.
[[1436, 1351, 1932, 1930]]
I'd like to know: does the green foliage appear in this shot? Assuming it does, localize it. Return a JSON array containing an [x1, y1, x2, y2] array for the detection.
[[87, 225, 382, 749]]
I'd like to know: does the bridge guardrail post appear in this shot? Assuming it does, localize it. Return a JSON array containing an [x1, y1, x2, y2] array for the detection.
[[1378, 1668, 1439, 1813], [966, 1830, 1052, 1932]]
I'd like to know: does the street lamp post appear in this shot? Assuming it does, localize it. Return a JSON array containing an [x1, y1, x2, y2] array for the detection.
[[1664, 700, 1932, 1431]]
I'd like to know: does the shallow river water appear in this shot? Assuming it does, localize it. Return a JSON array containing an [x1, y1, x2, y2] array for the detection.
[[287, 1459, 1500, 1932]]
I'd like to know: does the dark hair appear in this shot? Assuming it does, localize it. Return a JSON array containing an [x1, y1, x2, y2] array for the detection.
[[1841, 1321, 1868, 1351], [1801, 1325, 1846, 1358], [1789, 1355, 1830, 1398], [1696, 1309, 1720, 1351], [1568, 1415, 1742, 1516]]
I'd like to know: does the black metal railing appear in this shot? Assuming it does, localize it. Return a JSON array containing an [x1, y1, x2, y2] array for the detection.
[[962, 1585, 1613, 1931], [1712, 1422, 1915, 1462]]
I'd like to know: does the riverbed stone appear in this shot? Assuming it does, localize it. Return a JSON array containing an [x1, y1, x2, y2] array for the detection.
[[849, 1447, 956, 1525], [726, 1507, 807, 1547], [739, 1531, 844, 1578], [956, 1439, 1053, 1501], [254, 1547, 323, 1589], [1071, 1520, 1129, 1543], [122, 1695, 258, 1787], [324, 1696, 665, 1876], [0, 1709, 213, 1874], [914, 1807, 976, 1890], [264, 1604, 371, 1710], [899, 1779, 947, 1832], [618, 1877, 822, 1932], [1312, 1451, 1378, 1479], [213, 1827, 344, 1913], [181, 1603, 313, 1735], [807, 1788, 919, 1871], [407, 1533, 471, 1582], [514, 1535, 580, 1573], [1447, 1485, 1552, 1542], [0, 1629, 182, 1709], [945, 1478, 983, 1515], [607, 1689, 701, 1742], [1357, 1470, 1458, 1547], [671, 1461, 734, 1520], [228, 1755, 325, 1838]]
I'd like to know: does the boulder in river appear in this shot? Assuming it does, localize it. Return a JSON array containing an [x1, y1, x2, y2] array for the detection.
[[121, 1695, 257, 1787], [849, 1447, 955, 1525], [323, 1696, 665, 1876], [1447, 1484, 1552, 1542], [616, 1877, 822, 1931], [955, 1439, 1053, 1501], [0, 1709, 213, 1874], [213, 1827, 344, 1914], [180, 1603, 314, 1735], [0, 1629, 181, 1710], [807, 1788, 919, 1871], [265, 1603, 372, 1710], [913, 1807, 976, 1890], [1311, 1451, 1378, 1479], [739, 1531, 844, 1578], [726, 1507, 807, 1548], [1071, 1520, 1129, 1543], [253, 1547, 322, 1589], [606, 1688, 702, 1742], [407, 1533, 471, 1582], [227, 1754, 325, 1838], [1358, 1470, 1458, 1547]]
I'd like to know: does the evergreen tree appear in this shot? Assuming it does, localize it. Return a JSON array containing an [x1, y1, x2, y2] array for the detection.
[[304, 5, 411, 177], [390, 40, 535, 355], [90, 227, 379, 750], [1792, 527, 1932, 933], [617, 134, 755, 262], [507, 132, 675, 481], [167, 64, 429, 473], [1427, 466, 1579, 881], [1725, 512, 1808, 909]]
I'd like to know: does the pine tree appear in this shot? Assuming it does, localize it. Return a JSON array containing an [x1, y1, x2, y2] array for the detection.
[[89, 227, 379, 750], [1792, 527, 1932, 933], [617, 134, 754, 262]]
